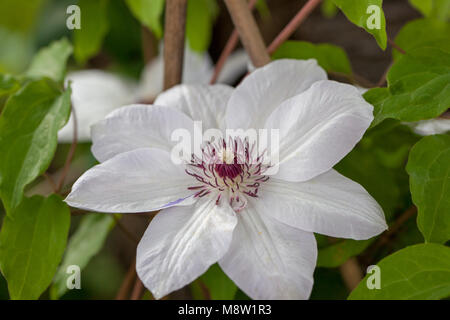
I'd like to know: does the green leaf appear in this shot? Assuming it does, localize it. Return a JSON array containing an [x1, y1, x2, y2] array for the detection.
[[0, 0, 46, 34], [191, 264, 237, 300], [50, 213, 115, 299], [406, 135, 450, 244], [26, 38, 73, 82], [186, 0, 218, 52], [409, 0, 450, 21], [368, 47, 450, 126], [0, 80, 71, 212], [321, 0, 338, 18], [393, 18, 450, 60], [348, 243, 450, 300], [74, 0, 110, 64], [331, 0, 387, 49], [0, 73, 19, 98], [0, 194, 71, 300], [317, 239, 374, 268], [336, 120, 418, 221], [272, 41, 352, 75], [125, 0, 165, 38]]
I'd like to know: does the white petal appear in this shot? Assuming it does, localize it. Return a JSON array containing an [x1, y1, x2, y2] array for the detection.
[[137, 195, 237, 299], [65, 148, 195, 213], [225, 59, 327, 130], [154, 84, 234, 130], [91, 104, 194, 162], [256, 170, 387, 240], [136, 46, 213, 102], [58, 70, 137, 143], [219, 198, 317, 300], [265, 80, 374, 182]]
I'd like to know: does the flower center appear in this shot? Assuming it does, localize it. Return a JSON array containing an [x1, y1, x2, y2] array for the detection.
[[185, 137, 270, 212]]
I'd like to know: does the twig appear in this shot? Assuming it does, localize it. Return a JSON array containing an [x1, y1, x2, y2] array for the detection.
[[267, 0, 322, 54], [224, 0, 270, 67], [141, 26, 157, 64], [56, 103, 78, 193], [375, 61, 393, 87], [42, 172, 58, 193], [365, 205, 417, 261], [209, 0, 257, 84], [130, 278, 145, 300], [112, 215, 140, 244], [388, 38, 406, 55], [339, 258, 363, 291], [163, 0, 187, 90], [116, 260, 137, 300]]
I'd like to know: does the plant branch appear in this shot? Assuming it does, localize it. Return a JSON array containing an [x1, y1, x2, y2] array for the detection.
[[141, 26, 157, 64], [388, 38, 406, 55], [116, 259, 137, 300], [130, 278, 145, 300], [339, 258, 363, 291], [56, 103, 78, 193], [163, 0, 187, 90], [112, 215, 140, 245], [267, 0, 322, 54], [224, 0, 270, 67], [210, 0, 258, 84]]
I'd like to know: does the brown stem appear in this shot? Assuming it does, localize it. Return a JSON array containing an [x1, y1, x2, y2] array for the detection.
[[210, 0, 257, 84], [141, 26, 157, 64], [130, 278, 145, 300], [376, 61, 393, 87], [366, 205, 417, 259], [224, 0, 270, 67], [267, 0, 322, 54], [163, 0, 187, 90], [116, 260, 137, 300], [339, 258, 363, 291], [388, 38, 406, 55], [112, 215, 140, 244], [42, 172, 57, 193], [56, 102, 78, 193]]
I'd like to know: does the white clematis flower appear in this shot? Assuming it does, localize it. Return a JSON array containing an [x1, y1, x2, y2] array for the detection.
[[66, 59, 387, 300], [59, 47, 248, 143]]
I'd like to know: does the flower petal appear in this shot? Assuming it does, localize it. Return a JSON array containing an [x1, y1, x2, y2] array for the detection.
[[58, 70, 137, 143], [154, 84, 234, 130], [137, 194, 237, 299], [65, 148, 195, 213], [91, 104, 194, 162], [265, 80, 374, 182], [225, 59, 327, 130], [219, 198, 317, 300], [256, 170, 387, 240]]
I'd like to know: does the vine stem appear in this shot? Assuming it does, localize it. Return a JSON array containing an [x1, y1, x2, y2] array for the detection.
[[163, 0, 187, 90], [267, 0, 322, 54], [339, 258, 363, 291], [115, 259, 137, 300], [130, 278, 145, 300], [214, 0, 321, 82], [56, 102, 78, 193], [209, 0, 258, 84], [224, 0, 270, 67]]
